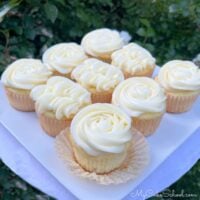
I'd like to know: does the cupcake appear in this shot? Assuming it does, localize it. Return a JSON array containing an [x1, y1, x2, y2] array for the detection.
[[156, 60, 200, 113], [71, 58, 124, 103], [42, 43, 88, 78], [30, 76, 91, 136], [81, 28, 123, 62], [69, 103, 132, 174], [112, 77, 166, 136], [111, 43, 156, 78], [1, 58, 52, 112]]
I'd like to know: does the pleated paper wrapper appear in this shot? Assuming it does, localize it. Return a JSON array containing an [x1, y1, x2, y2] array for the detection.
[[55, 128, 150, 185], [5, 87, 35, 112], [166, 92, 199, 113]]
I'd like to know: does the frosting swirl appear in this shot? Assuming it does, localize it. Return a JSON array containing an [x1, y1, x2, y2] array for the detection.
[[30, 76, 91, 119], [1, 58, 52, 90], [158, 60, 200, 92], [42, 43, 88, 74], [70, 103, 132, 156], [111, 43, 156, 74], [81, 28, 123, 57], [112, 77, 166, 117], [71, 58, 124, 92]]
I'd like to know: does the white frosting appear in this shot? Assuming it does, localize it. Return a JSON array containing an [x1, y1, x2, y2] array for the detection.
[[30, 76, 91, 120], [112, 77, 166, 117], [111, 43, 156, 74], [81, 28, 123, 57], [70, 103, 132, 156], [42, 43, 88, 74], [1, 59, 52, 90], [71, 58, 124, 92], [158, 60, 200, 92]]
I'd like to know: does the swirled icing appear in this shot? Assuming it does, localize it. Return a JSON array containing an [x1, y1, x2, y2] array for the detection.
[[42, 43, 88, 74], [111, 43, 156, 74], [70, 103, 132, 156], [112, 77, 166, 117], [71, 58, 124, 92], [158, 60, 200, 92], [81, 28, 123, 57], [30, 76, 91, 119], [1, 58, 52, 90]]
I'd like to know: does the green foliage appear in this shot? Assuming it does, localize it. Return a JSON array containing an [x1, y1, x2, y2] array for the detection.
[[0, 0, 200, 74], [0, 160, 55, 200]]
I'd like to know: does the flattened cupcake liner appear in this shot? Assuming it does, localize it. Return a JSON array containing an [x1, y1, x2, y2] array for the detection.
[[5, 87, 35, 112], [166, 92, 199, 113], [38, 113, 71, 137], [91, 92, 112, 103], [132, 115, 163, 136], [124, 67, 154, 79], [55, 128, 149, 185]]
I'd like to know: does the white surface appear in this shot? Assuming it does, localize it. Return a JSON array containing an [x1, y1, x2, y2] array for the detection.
[[0, 71, 200, 200], [0, 124, 199, 200]]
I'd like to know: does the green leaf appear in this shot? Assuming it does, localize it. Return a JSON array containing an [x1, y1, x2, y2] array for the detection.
[[140, 18, 150, 27], [136, 27, 146, 37], [55, 0, 66, 6], [24, 29, 37, 40], [146, 27, 155, 37], [44, 3, 58, 23]]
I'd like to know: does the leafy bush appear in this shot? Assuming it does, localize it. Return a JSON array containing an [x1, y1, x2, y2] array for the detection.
[[0, 0, 200, 74]]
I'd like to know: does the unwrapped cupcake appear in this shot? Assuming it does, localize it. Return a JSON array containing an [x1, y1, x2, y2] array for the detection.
[[112, 77, 166, 136], [81, 28, 123, 62], [69, 103, 132, 174], [156, 60, 200, 113], [111, 43, 156, 78], [1, 58, 52, 112], [71, 58, 124, 103], [30, 76, 91, 136], [42, 43, 88, 78]]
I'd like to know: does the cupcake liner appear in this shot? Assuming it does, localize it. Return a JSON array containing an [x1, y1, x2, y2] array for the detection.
[[166, 92, 199, 113], [91, 92, 112, 103], [132, 115, 163, 136], [124, 68, 154, 79], [55, 128, 149, 185], [38, 113, 71, 137], [5, 87, 35, 112], [155, 76, 199, 113]]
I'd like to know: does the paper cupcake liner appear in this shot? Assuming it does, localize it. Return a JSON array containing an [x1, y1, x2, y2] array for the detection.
[[132, 115, 163, 136], [166, 92, 199, 113], [91, 92, 112, 103], [38, 113, 71, 137], [55, 128, 150, 185], [124, 68, 154, 79], [5, 87, 35, 112]]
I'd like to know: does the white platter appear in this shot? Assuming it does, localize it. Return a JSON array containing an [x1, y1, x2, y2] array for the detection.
[[0, 73, 200, 200]]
